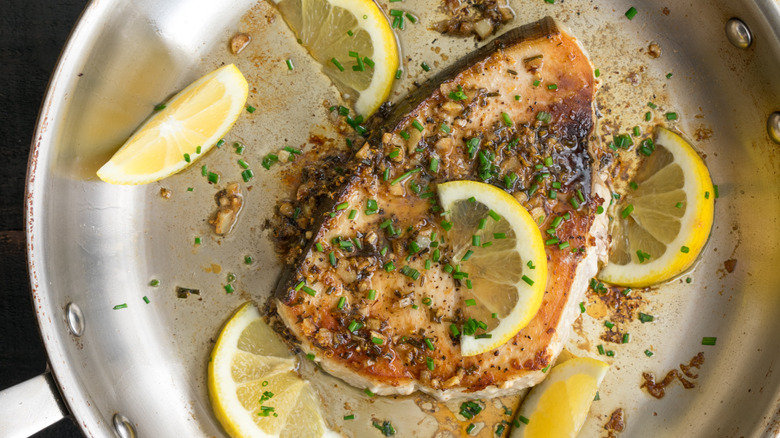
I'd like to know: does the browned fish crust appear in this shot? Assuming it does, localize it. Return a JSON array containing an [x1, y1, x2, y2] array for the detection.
[[270, 17, 603, 399]]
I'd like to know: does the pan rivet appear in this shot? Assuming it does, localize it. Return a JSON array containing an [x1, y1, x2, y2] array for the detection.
[[65, 303, 84, 337], [725, 18, 752, 49], [768, 112, 780, 145], [112, 413, 137, 438]]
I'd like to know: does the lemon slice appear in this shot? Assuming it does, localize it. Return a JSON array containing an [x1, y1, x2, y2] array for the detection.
[[510, 357, 609, 438], [598, 127, 715, 287], [274, 0, 399, 116], [208, 302, 334, 438], [437, 181, 548, 357], [97, 64, 248, 185]]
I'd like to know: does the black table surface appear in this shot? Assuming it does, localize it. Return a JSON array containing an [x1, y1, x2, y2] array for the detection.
[[1, 1, 89, 436]]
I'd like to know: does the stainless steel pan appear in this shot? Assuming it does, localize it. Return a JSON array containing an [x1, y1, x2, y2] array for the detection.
[[1, 0, 779, 436]]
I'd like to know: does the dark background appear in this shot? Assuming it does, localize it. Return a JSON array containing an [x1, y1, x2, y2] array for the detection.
[[1, 0, 89, 436]]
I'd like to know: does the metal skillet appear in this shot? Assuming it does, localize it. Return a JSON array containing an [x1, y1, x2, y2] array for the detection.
[[0, 0, 779, 436]]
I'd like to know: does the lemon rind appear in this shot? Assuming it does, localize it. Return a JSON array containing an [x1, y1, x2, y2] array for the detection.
[[97, 64, 248, 185], [598, 127, 714, 287]]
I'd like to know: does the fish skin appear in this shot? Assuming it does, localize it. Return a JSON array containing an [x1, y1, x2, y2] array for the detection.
[[271, 17, 607, 400]]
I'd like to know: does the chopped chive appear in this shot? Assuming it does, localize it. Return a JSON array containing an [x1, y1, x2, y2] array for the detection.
[[536, 111, 552, 123], [424, 338, 435, 351], [194, 237, 202, 245], [518, 415, 530, 425], [450, 324, 460, 337], [547, 83, 558, 90], [501, 112, 512, 126], [149, 279, 160, 287], [368, 289, 377, 300], [441, 220, 453, 231], [666, 72, 673, 79], [154, 103, 166, 111], [440, 123, 450, 133], [648, 102, 658, 109], [570, 197, 580, 209], [533, 79, 541, 87], [348, 320, 360, 332], [666, 112, 678, 120], [405, 12, 417, 23], [412, 119, 424, 131], [286, 58, 294, 70], [383, 168, 390, 181], [465, 299, 476, 307], [430, 157, 439, 172], [432, 248, 440, 262], [246, 105, 256, 113], [466, 423, 476, 434], [622, 333, 630, 344], [390, 168, 421, 185], [625, 6, 638, 19], [315, 242, 324, 252], [348, 209, 358, 220], [548, 189, 557, 199], [472, 235, 481, 246], [488, 210, 501, 221], [681, 246, 690, 253], [594, 68, 600, 77], [705, 191, 710, 199], [645, 349, 654, 357], [558, 241, 570, 250], [337, 296, 346, 309], [241, 169, 254, 182], [598, 344, 605, 355], [335, 201, 349, 211], [702, 337, 717, 346], [363, 56, 375, 68], [395, 68, 403, 79], [364, 389, 374, 397], [527, 260, 536, 269], [638, 312, 654, 323], [675, 201, 684, 209], [462, 250, 474, 261], [475, 333, 492, 339], [224, 284, 235, 294], [621, 204, 634, 218], [329, 251, 337, 267], [113, 303, 128, 310], [521, 275, 534, 286], [384, 261, 395, 272], [183, 153, 191, 163], [580, 302, 586, 313], [606, 350, 615, 357], [330, 57, 344, 71], [302, 286, 317, 296], [645, 111, 652, 121], [344, 414, 355, 420], [421, 62, 431, 72], [294, 280, 305, 291], [426, 357, 435, 370], [142, 296, 150, 304], [493, 232, 506, 239], [372, 337, 383, 345], [605, 320, 615, 329]]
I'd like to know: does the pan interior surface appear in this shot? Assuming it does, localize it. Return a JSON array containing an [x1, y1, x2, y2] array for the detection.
[[26, 0, 780, 436]]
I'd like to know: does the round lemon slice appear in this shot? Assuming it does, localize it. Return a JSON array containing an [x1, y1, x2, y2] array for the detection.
[[208, 302, 335, 438], [598, 127, 715, 287], [274, 0, 399, 117], [510, 357, 609, 438], [437, 180, 548, 357], [97, 64, 248, 185]]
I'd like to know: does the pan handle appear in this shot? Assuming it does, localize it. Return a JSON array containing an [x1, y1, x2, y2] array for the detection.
[[0, 371, 68, 438]]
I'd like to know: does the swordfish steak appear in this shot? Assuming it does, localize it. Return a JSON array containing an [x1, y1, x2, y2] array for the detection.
[[271, 17, 608, 400]]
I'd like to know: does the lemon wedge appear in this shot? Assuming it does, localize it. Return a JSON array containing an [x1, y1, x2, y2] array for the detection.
[[598, 127, 715, 287], [274, 0, 399, 117], [437, 181, 548, 357], [208, 302, 334, 438], [510, 357, 609, 438], [97, 64, 248, 185]]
